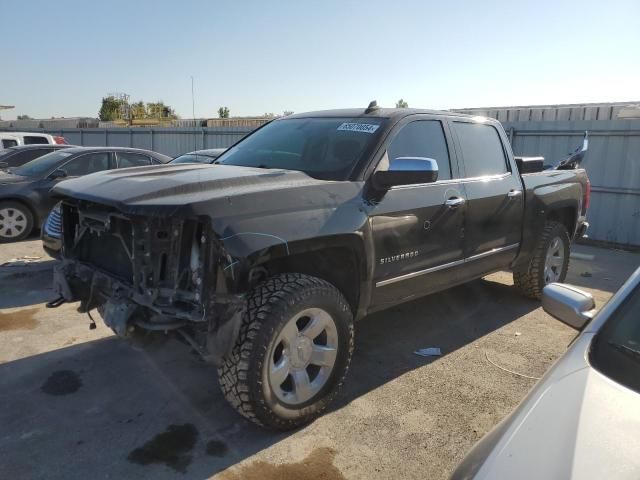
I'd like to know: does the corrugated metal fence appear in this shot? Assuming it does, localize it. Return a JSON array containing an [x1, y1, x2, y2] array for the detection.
[[2, 120, 639, 246]]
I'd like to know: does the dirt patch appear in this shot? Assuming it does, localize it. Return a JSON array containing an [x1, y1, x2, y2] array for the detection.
[[0, 308, 39, 331], [41, 370, 83, 395], [220, 447, 345, 480], [127, 423, 198, 473]]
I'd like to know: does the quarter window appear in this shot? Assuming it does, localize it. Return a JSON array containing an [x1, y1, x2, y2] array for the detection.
[[62, 152, 111, 176], [452, 122, 508, 177], [387, 121, 452, 180]]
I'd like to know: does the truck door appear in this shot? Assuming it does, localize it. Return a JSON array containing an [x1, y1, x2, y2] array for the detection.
[[449, 120, 524, 277], [369, 118, 466, 308]]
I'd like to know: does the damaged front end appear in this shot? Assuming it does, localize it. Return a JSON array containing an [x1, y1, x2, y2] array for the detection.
[[52, 201, 245, 364]]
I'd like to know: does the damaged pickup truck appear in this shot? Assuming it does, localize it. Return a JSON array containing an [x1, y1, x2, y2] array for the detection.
[[49, 104, 590, 430]]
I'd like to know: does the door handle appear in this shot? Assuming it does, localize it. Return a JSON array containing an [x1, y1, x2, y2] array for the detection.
[[507, 190, 522, 198], [445, 197, 466, 208]]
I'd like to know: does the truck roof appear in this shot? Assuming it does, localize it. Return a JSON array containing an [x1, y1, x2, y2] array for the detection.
[[285, 107, 479, 121]]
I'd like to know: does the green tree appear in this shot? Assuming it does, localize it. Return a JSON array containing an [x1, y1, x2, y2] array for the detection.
[[218, 106, 230, 118], [283, 110, 294, 116], [17, 114, 33, 120], [147, 101, 177, 119], [131, 101, 147, 119], [395, 98, 408, 108], [98, 96, 125, 121]]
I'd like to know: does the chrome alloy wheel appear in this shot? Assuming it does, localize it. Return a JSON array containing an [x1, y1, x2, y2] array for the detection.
[[0, 207, 28, 239], [266, 307, 339, 405], [544, 236, 565, 284]]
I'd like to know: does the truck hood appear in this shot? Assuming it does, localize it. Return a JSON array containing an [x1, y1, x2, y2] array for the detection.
[[51, 164, 366, 254], [52, 163, 337, 213]]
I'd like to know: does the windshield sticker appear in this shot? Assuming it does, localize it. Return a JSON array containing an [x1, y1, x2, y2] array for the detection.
[[337, 123, 380, 134]]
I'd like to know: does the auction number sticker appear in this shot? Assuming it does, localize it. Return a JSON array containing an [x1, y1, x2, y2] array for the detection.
[[337, 122, 380, 134]]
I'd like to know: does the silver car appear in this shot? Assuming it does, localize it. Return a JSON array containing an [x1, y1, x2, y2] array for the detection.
[[452, 267, 640, 479]]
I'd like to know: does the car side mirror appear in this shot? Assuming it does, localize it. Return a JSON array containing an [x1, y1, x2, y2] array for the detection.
[[49, 169, 67, 180], [542, 283, 596, 330], [373, 157, 439, 189]]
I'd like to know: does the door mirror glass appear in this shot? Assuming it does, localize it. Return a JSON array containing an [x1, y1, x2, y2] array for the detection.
[[49, 169, 67, 180], [373, 157, 438, 189], [542, 283, 596, 330]]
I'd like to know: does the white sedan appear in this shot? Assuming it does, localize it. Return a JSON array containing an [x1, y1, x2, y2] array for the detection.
[[452, 267, 640, 479]]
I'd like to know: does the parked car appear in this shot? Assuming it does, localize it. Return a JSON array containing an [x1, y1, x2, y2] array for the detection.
[[451, 268, 640, 480], [0, 131, 66, 149], [49, 105, 590, 429], [0, 146, 170, 242], [170, 148, 227, 164], [0, 144, 73, 169]]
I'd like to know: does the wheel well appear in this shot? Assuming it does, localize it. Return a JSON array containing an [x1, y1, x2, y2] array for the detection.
[[260, 247, 361, 315], [0, 198, 37, 224], [547, 207, 576, 237]]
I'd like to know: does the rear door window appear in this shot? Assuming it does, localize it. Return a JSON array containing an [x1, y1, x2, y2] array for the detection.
[[12, 149, 49, 166], [23, 136, 49, 145], [117, 152, 152, 168], [62, 152, 111, 176], [2, 139, 18, 148], [452, 122, 509, 178], [387, 120, 452, 180]]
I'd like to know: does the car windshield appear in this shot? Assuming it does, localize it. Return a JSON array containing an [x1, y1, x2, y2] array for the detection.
[[591, 282, 640, 393], [171, 153, 216, 164], [216, 117, 387, 180], [13, 150, 74, 177]]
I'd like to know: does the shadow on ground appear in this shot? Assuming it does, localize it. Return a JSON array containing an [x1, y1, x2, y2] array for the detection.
[[0, 276, 537, 479], [0, 264, 57, 308]]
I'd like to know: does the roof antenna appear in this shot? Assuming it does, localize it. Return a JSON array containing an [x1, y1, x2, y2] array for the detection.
[[365, 100, 379, 114]]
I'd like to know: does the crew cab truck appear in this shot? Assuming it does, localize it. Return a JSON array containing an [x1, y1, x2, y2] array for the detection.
[[49, 105, 589, 430]]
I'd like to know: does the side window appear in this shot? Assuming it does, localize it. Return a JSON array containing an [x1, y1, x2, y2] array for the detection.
[[2, 139, 18, 148], [62, 153, 111, 176], [118, 152, 151, 168], [14, 149, 48, 165], [387, 120, 451, 180], [452, 122, 508, 178], [24, 136, 49, 145]]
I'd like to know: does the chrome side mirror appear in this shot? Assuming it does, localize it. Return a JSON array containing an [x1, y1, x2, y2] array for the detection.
[[542, 283, 596, 330], [373, 157, 439, 189]]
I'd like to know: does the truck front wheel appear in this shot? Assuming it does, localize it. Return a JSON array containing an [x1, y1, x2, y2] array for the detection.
[[218, 273, 354, 430], [513, 220, 571, 299]]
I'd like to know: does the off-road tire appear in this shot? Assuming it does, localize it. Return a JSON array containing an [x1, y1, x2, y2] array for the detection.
[[0, 200, 34, 243], [513, 221, 570, 299], [218, 273, 354, 430]]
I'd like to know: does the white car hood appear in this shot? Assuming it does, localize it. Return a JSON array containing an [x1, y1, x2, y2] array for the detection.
[[472, 335, 640, 480]]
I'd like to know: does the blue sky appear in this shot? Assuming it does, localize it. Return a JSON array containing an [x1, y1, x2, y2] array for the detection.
[[2, 0, 638, 120]]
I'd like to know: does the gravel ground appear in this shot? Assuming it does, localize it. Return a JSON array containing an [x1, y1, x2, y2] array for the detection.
[[0, 239, 638, 479]]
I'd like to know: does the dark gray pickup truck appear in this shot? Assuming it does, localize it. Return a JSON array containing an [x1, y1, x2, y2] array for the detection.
[[49, 105, 590, 429]]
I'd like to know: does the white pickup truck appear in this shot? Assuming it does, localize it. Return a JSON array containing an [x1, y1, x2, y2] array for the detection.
[[0, 131, 66, 150]]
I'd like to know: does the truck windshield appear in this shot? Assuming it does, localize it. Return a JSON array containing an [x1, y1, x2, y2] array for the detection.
[[590, 282, 640, 393], [13, 151, 73, 177], [216, 117, 387, 180]]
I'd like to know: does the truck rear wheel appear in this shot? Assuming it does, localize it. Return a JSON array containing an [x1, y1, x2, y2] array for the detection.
[[218, 273, 354, 430], [513, 220, 570, 299]]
